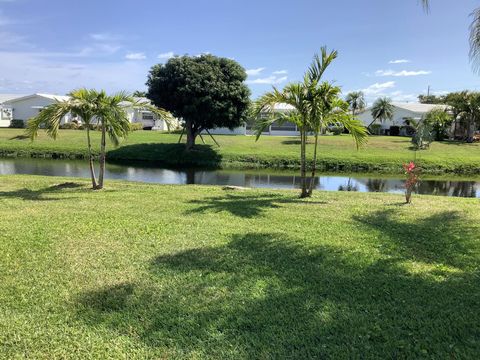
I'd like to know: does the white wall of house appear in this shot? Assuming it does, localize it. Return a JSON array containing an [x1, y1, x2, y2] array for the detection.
[[356, 103, 450, 134], [5, 94, 71, 125], [356, 107, 422, 130]]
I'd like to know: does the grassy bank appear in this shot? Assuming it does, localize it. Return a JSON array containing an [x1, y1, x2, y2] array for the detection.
[[0, 128, 479, 173], [1, 175, 479, 358]]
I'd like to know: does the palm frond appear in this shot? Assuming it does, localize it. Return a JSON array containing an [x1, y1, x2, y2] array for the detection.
[[470, 7, 480, 73], [25, 101, 71, 140]]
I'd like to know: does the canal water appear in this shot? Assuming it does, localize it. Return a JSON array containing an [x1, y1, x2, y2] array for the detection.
[[0, 157, 479, 198]]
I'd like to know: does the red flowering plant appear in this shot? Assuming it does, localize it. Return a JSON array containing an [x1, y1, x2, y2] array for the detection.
[[403, 161, 420, 203]]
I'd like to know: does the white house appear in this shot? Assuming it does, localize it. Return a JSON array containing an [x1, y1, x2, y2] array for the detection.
[[0, 94, 28, 127], [356, 102, 450, 135], [3, 93, 72, 126], [122, 97, 178, 130], [0, 93, 176, 130], [208, 103, 299, 136]]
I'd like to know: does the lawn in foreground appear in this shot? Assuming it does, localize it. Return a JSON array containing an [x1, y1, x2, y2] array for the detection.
[[1, 128, 479, 173], [0, 175, 479, 358]]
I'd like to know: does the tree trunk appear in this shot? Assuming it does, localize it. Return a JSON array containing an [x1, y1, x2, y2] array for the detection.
[[299, 128, 309, 198], [97, 120, 106, 189], [85, 126, 98, 189], [185, 120, 197, 151], [467, 116, 475, 143], [307, 130, 319, 196]]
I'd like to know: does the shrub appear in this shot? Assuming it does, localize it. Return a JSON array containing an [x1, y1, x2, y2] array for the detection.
[[403, 125, 416, 136], [369, 124, 382, 135], [329, 125, 344, 135], [390, 126, 400, 136], [130, 122, 144, 131], [9, 119, 25, 128], [59, 121, 79, 130]]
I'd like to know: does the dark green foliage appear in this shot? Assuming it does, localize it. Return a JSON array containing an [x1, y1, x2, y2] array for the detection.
[[146, 54, 251, 148], [9, 119, 25, 128], [389, 126, 400, 136]]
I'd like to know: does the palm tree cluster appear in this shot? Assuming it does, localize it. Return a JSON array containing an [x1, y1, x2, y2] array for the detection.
[[253, 47, 368, 198], [27, 89, 171, 189]]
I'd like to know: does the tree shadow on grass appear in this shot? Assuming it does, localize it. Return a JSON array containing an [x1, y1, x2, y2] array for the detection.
[[185, 192, 327, 218], [77, 217, 480, 358], [0, 182, 84, 201], [107, 143, 223, 168], [354, 209, 477, 268]]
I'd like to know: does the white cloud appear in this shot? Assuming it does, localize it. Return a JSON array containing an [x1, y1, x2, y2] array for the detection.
[[389, 59, 411, 64], [125, 52, 146, 60], [158, 51, 174, 60], [389, 91, 417, 102], [360, 81, 396, 95], [246, 75, 287, 85], [245, 67, 265, 76], [273, 69, 288, 75], [375, 69, 431, 77], [89, 33, 120, 42]]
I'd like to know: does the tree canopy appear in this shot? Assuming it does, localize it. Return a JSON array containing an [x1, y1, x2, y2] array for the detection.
[[146, 54, 251, 149]]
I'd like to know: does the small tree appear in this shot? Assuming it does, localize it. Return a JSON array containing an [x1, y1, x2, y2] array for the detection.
[[424, 108, 453, 141], [369, 97, 394, 129], [147, 54, 251, 150], [345, 91, 366, 118]]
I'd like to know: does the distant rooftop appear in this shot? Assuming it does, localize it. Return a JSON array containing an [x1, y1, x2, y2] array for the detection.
[[391, 102, 449, 113], [0, 94, 28, 104]]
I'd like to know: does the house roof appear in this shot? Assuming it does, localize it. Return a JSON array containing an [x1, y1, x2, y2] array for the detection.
[[358, 102, 449, 115], [391, 102, 449, 113], [0, 94, 29, 104], [4, 93, 70, 104]]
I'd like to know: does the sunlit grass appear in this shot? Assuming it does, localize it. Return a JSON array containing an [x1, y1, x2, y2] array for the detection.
[[0, 129, 479, 173], [1, 175, 479, 358]]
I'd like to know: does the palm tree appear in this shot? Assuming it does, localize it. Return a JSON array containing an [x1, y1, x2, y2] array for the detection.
[[27, 89, 172, 189], [306, 83, 367, 195], [93, 91, 173, 189], [345, 91, 366, 118], [370, 97, 394, 129], [26, 89, 102, 189], [254, 47, 368, 198], [421, 1, 480, 73]]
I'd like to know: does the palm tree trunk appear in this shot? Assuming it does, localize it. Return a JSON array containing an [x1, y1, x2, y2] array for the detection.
[[85, 126, 98, 189], [97, 120, 106, 189], [299, 127, 308, 198], [307, 129, 319, 196]]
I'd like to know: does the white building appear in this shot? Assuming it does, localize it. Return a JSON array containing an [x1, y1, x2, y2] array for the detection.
[[208, 103, 299, 136], [356, 102, 449, 135], [0, 94, 28, 127], [0, 93, 176, 130], [122, 97, 178, 131], [3, 93, 72, 126]]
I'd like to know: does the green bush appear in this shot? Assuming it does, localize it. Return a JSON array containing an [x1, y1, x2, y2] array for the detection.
[[59, 121, 80, 130], [329, 125, 344, 135], [9, 119, 25, 129], [390, 126, 400, 136], [369, 124, 382, 135], [130, 122, 144, 131]]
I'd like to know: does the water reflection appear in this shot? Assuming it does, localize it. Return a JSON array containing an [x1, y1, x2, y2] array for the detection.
[[0, 158, 479, 198]]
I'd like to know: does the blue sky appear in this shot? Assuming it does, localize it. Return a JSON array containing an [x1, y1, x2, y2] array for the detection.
[[0, 0, 479, 104]]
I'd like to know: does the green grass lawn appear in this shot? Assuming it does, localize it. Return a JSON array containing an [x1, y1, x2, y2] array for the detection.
[[1, 175, 479, 358], [1, 128, 479, 173]]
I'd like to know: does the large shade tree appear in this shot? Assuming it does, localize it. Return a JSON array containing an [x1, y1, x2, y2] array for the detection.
[[254, 47, 367, 198], [146, 54, 251, 150]]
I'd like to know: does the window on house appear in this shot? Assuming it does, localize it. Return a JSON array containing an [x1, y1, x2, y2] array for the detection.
[[270, 120, 296, 131], [142, 113, 155, 120]]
